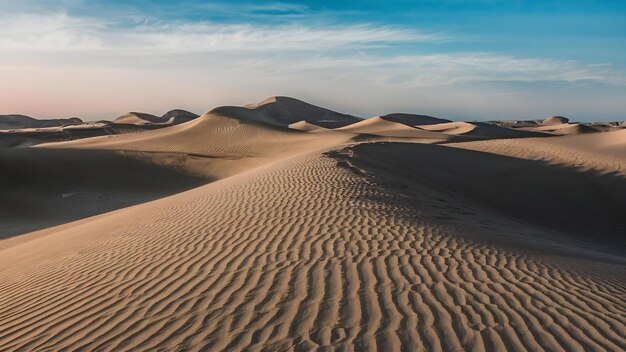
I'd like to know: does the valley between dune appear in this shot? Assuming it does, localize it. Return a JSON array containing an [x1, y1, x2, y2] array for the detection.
[[0, 97, 625, 351]]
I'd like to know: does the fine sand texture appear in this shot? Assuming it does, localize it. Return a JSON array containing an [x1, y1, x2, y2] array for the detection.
[[0, 97, 625, 351]]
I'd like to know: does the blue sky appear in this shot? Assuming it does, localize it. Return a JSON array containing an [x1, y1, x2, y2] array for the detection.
[[1, 0, 625, 120]]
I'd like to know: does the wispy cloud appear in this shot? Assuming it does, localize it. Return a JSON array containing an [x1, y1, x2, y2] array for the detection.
[[1, 5, 625, 120], [186, 1, 312, 16], [0, 12, 442, 53], [234, 53, 626, 87], [2, 11, 622, 86]]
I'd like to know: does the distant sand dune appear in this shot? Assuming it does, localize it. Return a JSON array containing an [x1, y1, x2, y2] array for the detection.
[[448, 129, 626, 175], [0, 110, 201, 147], [0, 115, 82, 130], [337, 116, 454, 139], [113, 110, 199, 126], [379, 113, 451, 126], [243, 96, 362, 128]]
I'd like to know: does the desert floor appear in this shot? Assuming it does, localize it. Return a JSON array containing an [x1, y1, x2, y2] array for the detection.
[[1, 97, 625, 351]]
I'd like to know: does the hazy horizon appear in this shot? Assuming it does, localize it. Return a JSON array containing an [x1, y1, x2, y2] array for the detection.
[[3, 94, 625, 124], [1, 0, 625, 121]]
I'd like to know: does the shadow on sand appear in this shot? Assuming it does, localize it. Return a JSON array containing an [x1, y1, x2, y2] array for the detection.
[[329, 142, 626, 252]]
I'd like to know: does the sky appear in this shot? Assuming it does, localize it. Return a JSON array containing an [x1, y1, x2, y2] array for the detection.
[[0, 0, 625, 121]]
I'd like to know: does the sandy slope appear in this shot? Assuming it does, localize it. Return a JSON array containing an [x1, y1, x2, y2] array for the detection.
[[0, 98, 625, 351], [42, 109, 354, 180], [0, 148, 208, 239], [339, 142, 626, 250], [1, 144, 625, 351], [447, 129, 626, 175]]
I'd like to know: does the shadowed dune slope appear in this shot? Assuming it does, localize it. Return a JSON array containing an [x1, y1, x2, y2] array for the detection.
[[0, 124, 168, 148], [3, 109, 354, 237], [114, 110, 199, 125], [241, 96, 363, 128], [0, 147, 624, 351], [379, 113, 451, 126], [341, 142, 626, 250], [161, 109, 200, 124], [0, 115, 82, 130], [0, 148, 208, 239], [447, 129, 626, 175]]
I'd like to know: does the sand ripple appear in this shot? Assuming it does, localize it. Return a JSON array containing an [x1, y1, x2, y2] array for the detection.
[[0, 149, 624, 351]]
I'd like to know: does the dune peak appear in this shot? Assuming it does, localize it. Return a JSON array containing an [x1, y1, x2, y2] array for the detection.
[[542, 115, 571, 125]]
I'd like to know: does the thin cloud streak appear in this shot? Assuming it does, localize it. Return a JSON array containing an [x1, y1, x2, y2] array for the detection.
[[0, 13, 443, 53], [235, 54, 626, 87], [1, 12, 623, 87], [1, 7, 625, 120]]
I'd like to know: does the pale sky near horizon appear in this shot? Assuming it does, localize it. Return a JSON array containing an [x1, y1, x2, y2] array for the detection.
[[1, 0, 625, 121]]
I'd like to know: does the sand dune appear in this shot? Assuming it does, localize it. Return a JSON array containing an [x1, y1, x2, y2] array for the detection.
[[2, 99, 621, 148], [0, 97, 625, 351], [113, 110, 199, 125], [340, 142, 626, 249], [416, 121, 476, 134], [448, 129, 626, 175], [1, 146, 624, 351], [0, 114, 82, 130], [379, 113, 451, 126], [491, 115, 625, 136], [0, 125, 154, 148], [114, 112, 164, 125], [242, 96, 362, 128], [0, 110, 201, 148], [518, 122, 598, 135], [414, 121, 540, 139], [43, 108, 353, 178], [190, 96, 361, 129], [288, 120, 328, 132], [336, 116, 454, 139], [161, 109, 200, 125], [542, 115, 571, 126]]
